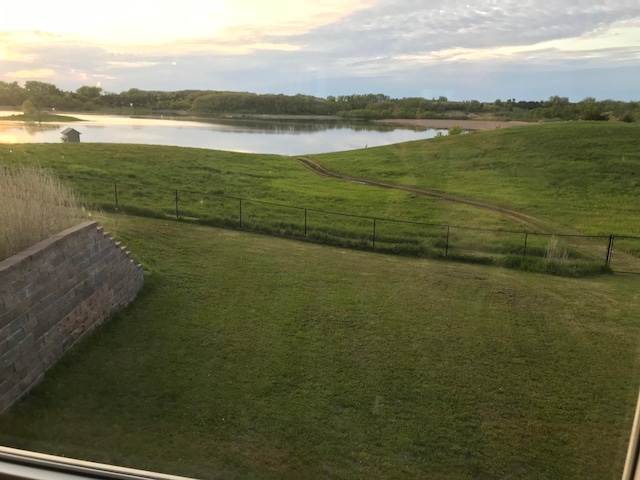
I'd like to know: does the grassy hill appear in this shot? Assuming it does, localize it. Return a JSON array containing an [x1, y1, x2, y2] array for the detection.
[[315, 122, 640, 236], [1, 121, 639, 274], [1, 122, 640, 477], [0, 215, 637, 479], [3, 121, 639, 237], [0, 143, 517, 231]]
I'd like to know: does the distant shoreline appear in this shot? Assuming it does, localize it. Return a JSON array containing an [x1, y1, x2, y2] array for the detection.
[[374, 118, 534, 131], [0, 112, 82, 123], [0, 109, 536, 130]]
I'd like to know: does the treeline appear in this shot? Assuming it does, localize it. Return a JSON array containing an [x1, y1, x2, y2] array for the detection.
[[1, 81, 638, 122]]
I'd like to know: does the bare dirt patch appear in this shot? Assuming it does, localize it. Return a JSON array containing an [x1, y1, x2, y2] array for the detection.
[[374, 118, 534, 131]]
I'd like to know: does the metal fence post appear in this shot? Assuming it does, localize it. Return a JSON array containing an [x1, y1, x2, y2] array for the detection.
[[44, 172, 640, 273], [606, 234, 615, 265], [372, 218, 377, 248], [445, 226, 450, 257]]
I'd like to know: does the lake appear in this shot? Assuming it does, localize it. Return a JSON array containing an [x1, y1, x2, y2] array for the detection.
[[0, 112, 443, 155]]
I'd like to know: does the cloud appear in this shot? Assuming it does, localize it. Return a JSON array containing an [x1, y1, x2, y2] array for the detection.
[[0, 0, 638, 100], [107, 61, 160, 69], [261, 0, 640, 93], [0, 0, 374, 49], [3, 68, 56, 80], [294, 0, 640, 56]]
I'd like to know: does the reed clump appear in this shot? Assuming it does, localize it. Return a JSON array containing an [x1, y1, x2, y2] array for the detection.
[[0, 166, 83, 260]]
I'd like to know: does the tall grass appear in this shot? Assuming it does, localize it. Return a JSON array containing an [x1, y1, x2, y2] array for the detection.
[[0, 167, 84, 260], [546, 235, 569, 261]]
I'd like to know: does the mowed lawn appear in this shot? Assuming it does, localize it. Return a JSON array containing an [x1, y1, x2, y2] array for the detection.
[[0, 215, 638, 479], [315, 122, 640, 236], [0, 143, 520, 231]]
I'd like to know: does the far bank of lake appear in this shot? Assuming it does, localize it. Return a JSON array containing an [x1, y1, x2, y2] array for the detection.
[[0, 112, 445, 155]]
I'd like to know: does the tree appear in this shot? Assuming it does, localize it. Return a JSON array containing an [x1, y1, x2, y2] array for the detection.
[[578, 97, 609, 121], [21, 100, 35, 116], [76, 85, 102, 99], [24, 81, 62, 107], [0, 81, 27, 106]]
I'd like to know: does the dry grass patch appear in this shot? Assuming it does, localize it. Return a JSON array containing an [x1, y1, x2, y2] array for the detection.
[[0, 166, 84, 260], [545, 235, 569, 261]]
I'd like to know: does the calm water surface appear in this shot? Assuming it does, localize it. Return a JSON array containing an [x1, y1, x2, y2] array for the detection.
[[0, 112, 443, 155]]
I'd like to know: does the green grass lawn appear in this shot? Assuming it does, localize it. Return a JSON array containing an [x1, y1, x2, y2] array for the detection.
[[315, 122, 640, 236], [0, 215, 638, 479], [3, 143, 583, 273], [0, 143, 512, 231], [1, 123, 638, 240], [2, 123, 639, 274]]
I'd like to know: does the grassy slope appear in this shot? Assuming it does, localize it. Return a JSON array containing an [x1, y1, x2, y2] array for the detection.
[[0, 143, 518, 231], [2, 122, 639, 237], [315, 122, 640, 235], [0, 215, 638, 480]]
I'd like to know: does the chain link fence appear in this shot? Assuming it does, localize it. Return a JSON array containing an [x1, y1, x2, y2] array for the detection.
[[55, 173, 640, 275]]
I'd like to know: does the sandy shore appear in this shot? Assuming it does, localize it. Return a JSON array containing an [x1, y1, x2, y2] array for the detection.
[[374, 118, 534, 131]]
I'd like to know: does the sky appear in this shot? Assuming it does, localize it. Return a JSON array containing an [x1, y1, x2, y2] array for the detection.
[[0, 0, 639, 101]]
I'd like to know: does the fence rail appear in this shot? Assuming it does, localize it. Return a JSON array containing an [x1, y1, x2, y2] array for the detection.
[[52, 173, 640, 275]]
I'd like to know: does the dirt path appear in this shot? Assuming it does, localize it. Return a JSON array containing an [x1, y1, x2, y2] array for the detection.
[[297, 157, 640, 272], [297, 157, 555, 233]]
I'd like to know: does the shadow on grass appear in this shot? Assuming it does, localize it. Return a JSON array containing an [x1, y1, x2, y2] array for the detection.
[[98, 207, 614, 278]]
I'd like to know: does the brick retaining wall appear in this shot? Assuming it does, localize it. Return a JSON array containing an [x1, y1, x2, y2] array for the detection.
[[0, 221, 144, 413]]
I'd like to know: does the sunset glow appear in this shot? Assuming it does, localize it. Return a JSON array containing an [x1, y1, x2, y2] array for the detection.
[[0, 0, 372, 48], [0, 0, 638, 100]]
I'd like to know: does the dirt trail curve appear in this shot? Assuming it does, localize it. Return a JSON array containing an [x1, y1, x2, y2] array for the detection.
[[297, 157, 555, 233], [297, 157, 640, 273]]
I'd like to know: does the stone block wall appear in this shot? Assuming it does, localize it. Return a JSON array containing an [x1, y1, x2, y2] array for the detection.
[[0, 221, 143, 413]]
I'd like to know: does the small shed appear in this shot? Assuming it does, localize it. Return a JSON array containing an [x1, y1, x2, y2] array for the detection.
[[61, 127, 81, 143]]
